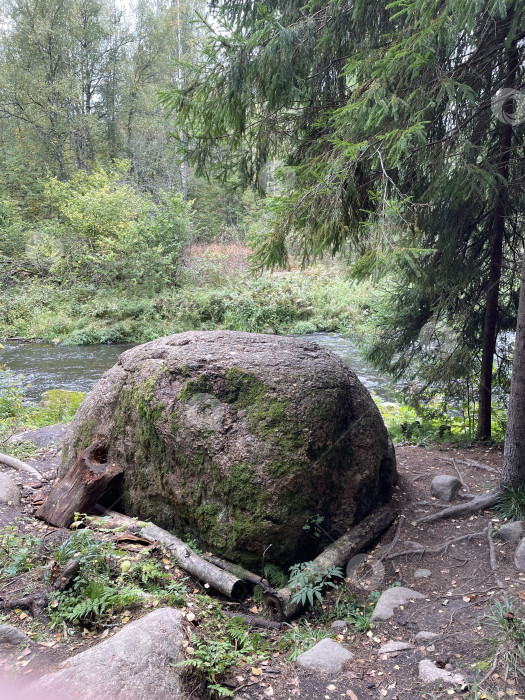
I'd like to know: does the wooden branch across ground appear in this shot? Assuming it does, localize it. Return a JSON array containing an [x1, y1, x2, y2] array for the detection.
[[263, 503, 397, 621], [0, 451, 42, 480], [415, 490, 500, 524]]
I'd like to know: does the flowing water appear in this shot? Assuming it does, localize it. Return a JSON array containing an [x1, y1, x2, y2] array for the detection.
[[1, 333, 396, 402]]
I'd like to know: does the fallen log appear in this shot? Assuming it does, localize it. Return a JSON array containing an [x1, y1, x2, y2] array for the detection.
[[203, 554, 274, 594], [263, 503, 397, 621], [91, 508, 249, 601], [0, 451, 42, 480], [140, 522, 249, 601], [222, 610, 281, 630], [36, 442, 122, 528]]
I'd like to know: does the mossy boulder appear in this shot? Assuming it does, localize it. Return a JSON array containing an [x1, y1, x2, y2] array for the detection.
[[61, 331, 396, 567]]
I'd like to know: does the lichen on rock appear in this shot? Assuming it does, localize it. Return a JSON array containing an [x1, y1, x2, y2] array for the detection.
[[61, 331, 396, 567]]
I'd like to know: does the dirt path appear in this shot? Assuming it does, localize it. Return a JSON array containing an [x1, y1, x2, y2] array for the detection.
[[1, 440, 523, 699]]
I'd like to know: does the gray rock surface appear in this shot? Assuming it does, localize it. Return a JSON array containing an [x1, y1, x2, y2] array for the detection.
[[430, 475, 462, 502], [28, 608, 186, 700], [514, 538, 525, 571], [415, 631, 439, 643], [414, 568, 432, 579], [498, 521, 525, 545], [371, 587, 425, 622], [0, 474, 20, 505], [0, 625, 31, 646], [418, 659, 464, 685], [378, 641, 414, 654], [12, 424, 68, 448], [296, 638, 354, 674], [330, 620, 348, 632], [61, 331, 396, 567]]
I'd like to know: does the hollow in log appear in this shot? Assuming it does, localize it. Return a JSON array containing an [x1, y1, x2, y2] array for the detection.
[[36, 442, 122, 528]]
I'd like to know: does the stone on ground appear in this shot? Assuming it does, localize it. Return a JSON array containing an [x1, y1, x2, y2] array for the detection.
[[378, 641, 414, 654], [413, 568, 432, 579], [28, 608, 186, 700], [418, 659, 464, 685], [415, 631, 439, 643], [296, 638, 354, 674], [62, 331, 396, 567], [370, 587, 425, 622], [514, 538, 525, 571], [0, 474, 20, 505], [430, 475, 462, 502], [498, 521, 525, 545], [12, 424, 68, 448], [0, 625, 31, 646]]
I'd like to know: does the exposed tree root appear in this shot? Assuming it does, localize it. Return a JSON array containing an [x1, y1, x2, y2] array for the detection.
[[440, 457, 499, 475], [387, 529, 487, 559], [415, 490, 500, 524], [487, 522, 504, 589]]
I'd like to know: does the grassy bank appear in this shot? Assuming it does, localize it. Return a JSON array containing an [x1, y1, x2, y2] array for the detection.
[[0, 253, 370, 345]]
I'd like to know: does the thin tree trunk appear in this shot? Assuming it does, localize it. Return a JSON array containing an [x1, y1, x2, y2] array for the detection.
[[476, 36, 517, 439], [501, 248, 525, 489]]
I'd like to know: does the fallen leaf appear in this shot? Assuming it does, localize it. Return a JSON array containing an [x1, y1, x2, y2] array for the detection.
[[249, 606, 258, 614], [252, 667, 261, 676], [17, 648, 31, 660], [327, 685, 336, 691], [346, 691, 359, 700]]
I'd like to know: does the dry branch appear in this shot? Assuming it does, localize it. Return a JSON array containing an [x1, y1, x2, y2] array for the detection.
[[387, 529, 487, 559], [222, 610, 281, 630], [263, 503, 397, 621], [487, 522, 503, 589], [0, 451, 42, 480], [440, 458, 499, 475], [415, 490, 500, 524]]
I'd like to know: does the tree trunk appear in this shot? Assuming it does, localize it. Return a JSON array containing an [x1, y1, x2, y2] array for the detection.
[[476, 31, 518, 439], [36, 442, 122, 528], [501, 248, 525, 489]]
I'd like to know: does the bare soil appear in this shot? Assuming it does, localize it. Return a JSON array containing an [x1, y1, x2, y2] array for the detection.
[[1, 440, 523, 700]]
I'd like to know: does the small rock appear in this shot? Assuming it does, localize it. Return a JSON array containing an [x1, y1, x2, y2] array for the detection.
[[415, 631, 439, 643], [0, 625, 31, 646], [330, 620, 347, 632], [0, 474, 21, 506], [370, 587, 425, 622], [430, 475, 462, 502], [378, 641, 414, 654], [414, 568, 432, 579], [296, 638, 354, 674], [514, 538, 525, 571], [419, 659, 464, 685], [498, 521, 525, 545]]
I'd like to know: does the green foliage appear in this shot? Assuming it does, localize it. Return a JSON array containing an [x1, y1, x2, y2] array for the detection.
[[316, 588, 376, 634], [288, 561, 343, 607], [0, 524, 42, 578], [49, 530, 142, 625], [262, 563, 288, 590], [179, 616, 269, 698], [279, 620, 330, 662], [484, 598, 525, 679], [495, 488, 525, 522]]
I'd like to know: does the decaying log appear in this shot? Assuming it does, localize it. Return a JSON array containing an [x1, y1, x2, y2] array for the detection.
[[139, 523, 249, 601], [36, 442, 122, 528], [0, 451, 42, 480], [222, 610, 281, 630], [264, 503, 397, 621], [203, 554, 274, 594]]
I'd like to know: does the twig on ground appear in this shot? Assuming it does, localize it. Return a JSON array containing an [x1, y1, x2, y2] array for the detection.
[[440, 458, 498, 475], [377, 514, 405, 563], [412, 473, 428, 483], [452, 459, 466, 487], [479, 649, 500, 686], [0, 451, 42, 480], [487, 522, 504, 589]]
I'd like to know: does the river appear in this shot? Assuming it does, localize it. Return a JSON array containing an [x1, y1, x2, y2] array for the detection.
[[1, 333, 396, 402]]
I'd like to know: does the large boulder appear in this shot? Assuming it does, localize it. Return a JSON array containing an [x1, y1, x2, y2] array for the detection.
[[62, 331, 396, 567]]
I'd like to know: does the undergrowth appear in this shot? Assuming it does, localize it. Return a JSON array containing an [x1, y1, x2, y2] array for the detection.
[[494, 487, 525, 522]]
